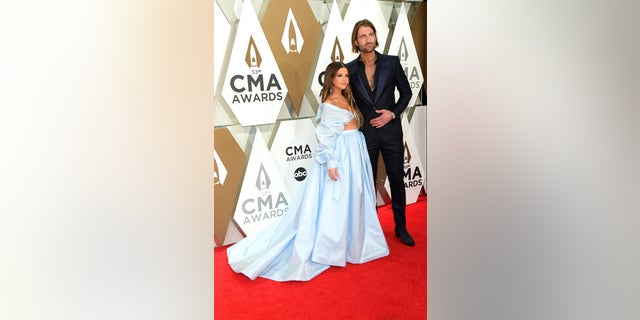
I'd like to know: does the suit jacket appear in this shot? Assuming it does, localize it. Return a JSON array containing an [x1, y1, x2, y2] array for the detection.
[[346, 51, 412, 139]]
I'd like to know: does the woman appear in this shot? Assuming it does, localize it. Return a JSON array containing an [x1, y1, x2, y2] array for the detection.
[[227, 62, 389, 281]]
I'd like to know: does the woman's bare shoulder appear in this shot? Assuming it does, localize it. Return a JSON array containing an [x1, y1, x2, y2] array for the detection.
[[324, 96, 351, 111]]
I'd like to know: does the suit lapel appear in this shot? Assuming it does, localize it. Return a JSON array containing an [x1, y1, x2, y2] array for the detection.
[[374, 57, 390, 103], [354, 65, 374, 105]]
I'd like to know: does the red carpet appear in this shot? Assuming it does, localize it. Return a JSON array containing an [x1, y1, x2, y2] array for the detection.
[[214, 195, 427, 320]]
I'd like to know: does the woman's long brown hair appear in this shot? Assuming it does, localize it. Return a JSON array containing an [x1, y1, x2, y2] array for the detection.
[[319, 61, 363, 128]]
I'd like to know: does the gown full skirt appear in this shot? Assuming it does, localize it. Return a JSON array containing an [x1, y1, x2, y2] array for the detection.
[[227, 129, 389, 281]]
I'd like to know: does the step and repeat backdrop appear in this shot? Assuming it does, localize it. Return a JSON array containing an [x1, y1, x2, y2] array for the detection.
[[214, 0, 427, 246]]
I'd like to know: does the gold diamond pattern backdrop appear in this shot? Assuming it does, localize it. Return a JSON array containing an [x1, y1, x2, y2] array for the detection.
[[214, 0, 427, 246]]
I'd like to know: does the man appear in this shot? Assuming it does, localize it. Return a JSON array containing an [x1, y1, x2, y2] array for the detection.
[[346, 19, 415, 246]]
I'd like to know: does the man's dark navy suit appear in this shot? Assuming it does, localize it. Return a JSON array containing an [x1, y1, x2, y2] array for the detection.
[[346, 51, 412, 231]]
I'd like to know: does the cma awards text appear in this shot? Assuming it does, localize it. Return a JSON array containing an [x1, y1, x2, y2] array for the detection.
[[404, 166, 423, 188], [229, 73, 284, 103], [240, 192, 289, 225], [286, 144, 312, 161]]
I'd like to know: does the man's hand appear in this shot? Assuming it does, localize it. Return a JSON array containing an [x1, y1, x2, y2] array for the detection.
[[370, 109, 395, 128]]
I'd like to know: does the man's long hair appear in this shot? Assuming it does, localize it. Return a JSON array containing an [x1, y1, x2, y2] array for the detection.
[[351, 19, 379, 53]]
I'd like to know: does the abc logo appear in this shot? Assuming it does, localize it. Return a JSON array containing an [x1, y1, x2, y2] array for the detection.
[[293, 167, 307, 181]]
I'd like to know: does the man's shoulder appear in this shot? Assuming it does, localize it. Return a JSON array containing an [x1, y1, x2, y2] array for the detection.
[[345, 58, 358, 68], [376, 52, 399, 62]]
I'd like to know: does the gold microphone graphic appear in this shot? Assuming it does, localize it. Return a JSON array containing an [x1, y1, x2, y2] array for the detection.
[[288, 20, 297, 53], [245, 36, 262, 68], [331, 37, 344, 62]]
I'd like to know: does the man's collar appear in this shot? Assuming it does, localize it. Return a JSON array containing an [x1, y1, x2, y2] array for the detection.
[[357, 51, 380, 65]]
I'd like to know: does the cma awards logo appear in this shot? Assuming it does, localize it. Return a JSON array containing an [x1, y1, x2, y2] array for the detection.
[[317, 37, 346, 86], [222, 0, 288, 125], [285, 144, 312, 162], [398, 37, 409, 62], [403, 142, 423, 188], [286, 144, 312, 182], [281, 8, 303, 54], [245, 37, 262, 67], [213, 150, 227, 186], [240, 164, 289, 225], [227, 37, 284, 104], [398, 37, 422, 90]]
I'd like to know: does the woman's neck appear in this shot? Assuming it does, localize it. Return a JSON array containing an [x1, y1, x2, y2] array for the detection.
[[328, 92, 342, 100]]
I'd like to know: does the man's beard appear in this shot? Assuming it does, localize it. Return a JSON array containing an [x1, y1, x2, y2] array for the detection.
[[359, 43, 375, 53]]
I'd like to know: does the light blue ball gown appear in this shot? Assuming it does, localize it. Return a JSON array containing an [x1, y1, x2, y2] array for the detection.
[[227, 102, 389, 281]]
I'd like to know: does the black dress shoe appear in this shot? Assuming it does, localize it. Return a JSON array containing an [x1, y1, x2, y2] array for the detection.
[[395, 228, 415, 246]]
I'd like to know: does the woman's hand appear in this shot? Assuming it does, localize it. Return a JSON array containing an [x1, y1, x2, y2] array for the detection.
[[328, 167, 339, 181]]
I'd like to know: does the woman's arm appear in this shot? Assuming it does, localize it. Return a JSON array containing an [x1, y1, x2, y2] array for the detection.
[[314, 104, 347, 169]]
